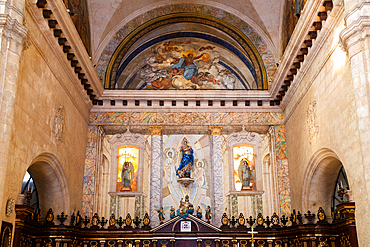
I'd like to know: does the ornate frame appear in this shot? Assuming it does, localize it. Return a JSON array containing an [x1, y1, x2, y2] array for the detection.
[[226, 130, 264, 194], [108, 129, 146, 195]]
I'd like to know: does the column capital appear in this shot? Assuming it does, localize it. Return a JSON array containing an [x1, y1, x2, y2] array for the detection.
[[208, 126, 223, 135], [148, 126, 163, 135], [340, 3, 370, 58]]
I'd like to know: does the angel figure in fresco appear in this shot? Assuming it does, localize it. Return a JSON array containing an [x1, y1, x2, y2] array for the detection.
[[195, 160, 206, 188], [154, 206, 169, 224], [238, 159, 251, 188], [121, 161, 134, 190], [165, 150, 175, 182], [171, 52, 206, 85], [176, 138, 194, 178], [202, 204, 217, 223]]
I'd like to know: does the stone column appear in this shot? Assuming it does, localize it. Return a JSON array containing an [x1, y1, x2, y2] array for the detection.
[[0, 0, 28, 219], [148, 126, 163, 227], [209, 126, 223, 226], [340, 1, 370, 245]]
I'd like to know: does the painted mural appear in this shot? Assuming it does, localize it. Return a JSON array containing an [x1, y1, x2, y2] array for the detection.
[[82, 126, 98, 217], [282, 0, 308, 51], [274, 125, 291, 215], [117, 146, 139, 192], [116, 40, 254, 90], [89, 112, 284, 126], [162, 135, 211, 211], [233, 145, 255, 191], [96, 4, 277, 88], [63, 0, 91, 55]]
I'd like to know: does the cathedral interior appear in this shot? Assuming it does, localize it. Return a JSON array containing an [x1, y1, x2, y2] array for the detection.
[[0, 0, 368, 246]]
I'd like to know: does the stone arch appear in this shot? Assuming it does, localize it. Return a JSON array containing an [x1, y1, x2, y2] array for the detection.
[[302, 148, 344, 217], [27, 152, 70, 218]]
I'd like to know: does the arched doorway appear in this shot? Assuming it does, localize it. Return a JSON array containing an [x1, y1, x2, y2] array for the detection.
[[23, 153, 70, 219], [302, 148, 345, 220]]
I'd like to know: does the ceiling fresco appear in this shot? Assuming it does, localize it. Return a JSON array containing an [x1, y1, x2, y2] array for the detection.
[[95, 4, 277, 91], [115, 37, 257, 90]]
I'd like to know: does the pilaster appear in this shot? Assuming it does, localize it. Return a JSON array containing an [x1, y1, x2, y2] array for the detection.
[[149, 126, 163, 227], [209, 126, 223, 226], [0, 0, 28, 221], [340, 2, 370, 245]]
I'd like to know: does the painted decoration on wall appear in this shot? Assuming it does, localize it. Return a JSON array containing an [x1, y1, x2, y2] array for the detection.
[[233, 145, 255, 191], [96, 4, 277, 89], [282, 0, 307, 51], [62, 0, 91, 55], [274, 125, 291, 215], [82, 126, 98, 217], [117, 146, 139, 192], [89, 112, 284, 126], [115, 39, 255, 90], [162, 135, 211, 213]]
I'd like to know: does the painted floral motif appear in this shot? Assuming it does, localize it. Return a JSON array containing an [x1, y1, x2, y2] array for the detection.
[[274, 125, 291, 215], [89, 112, 284, 126], [82, 127, 99, 217]]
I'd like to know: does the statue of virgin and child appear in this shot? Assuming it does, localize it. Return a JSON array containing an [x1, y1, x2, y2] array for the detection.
[[176, 138, 194, 178]]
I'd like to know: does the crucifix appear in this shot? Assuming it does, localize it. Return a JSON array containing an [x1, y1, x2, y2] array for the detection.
[[248, 226, 258, 247]]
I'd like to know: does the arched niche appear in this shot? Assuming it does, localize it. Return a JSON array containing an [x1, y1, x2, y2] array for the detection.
[[26, 153, 70, 218], [226, 130, 264, 194], [108, 129, 146, 194], [302, 148, 344, 218]]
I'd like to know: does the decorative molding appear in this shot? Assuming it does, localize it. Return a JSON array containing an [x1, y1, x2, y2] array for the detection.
[[108, 127, 146, 146], [307, 101, 319, 144], [226, 129, 263, 193], [208, 126, 223, 135], [340, 3, 370, 58], [26, 0, 92, 123], [89, 112, 284, 126], [108, 128, 146, 194], [37, 0, 104, 97], [148, 126, 163, 136], [282, 3, 344, 122], [5, 198, 15, 217]]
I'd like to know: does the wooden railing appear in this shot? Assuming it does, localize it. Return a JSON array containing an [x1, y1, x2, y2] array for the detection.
[[14, 202, 357, 247]]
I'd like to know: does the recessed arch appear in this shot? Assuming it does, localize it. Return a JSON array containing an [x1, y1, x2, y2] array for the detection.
[[26, 153, 70, 218], [302, 148, 345, 217], [95, 3, 277, 88]]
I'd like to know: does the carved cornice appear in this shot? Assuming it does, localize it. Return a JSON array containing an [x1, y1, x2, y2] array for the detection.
[[340, 6, 370, 58], [148, 126, 163, 135], [208, 126, 223, 135], [226, 129, 263, 146], [0, 14, 28, 52], [108, 128, 146, 146]]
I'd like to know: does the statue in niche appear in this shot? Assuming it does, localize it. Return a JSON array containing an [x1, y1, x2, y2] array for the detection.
[[238, 159, 252, 189], [176, 138, 194, 178], [121, 161, 134, 191]]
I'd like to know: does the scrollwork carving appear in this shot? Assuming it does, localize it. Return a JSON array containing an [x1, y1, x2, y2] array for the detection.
[[52, 105, 64, 145], [307, 101, 319, 144]]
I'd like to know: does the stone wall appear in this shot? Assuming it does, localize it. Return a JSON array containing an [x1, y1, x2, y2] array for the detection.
[[0, 10, 90, 224], [284, 13, 367, 242]]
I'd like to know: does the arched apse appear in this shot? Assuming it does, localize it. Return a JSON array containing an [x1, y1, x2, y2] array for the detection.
[[27, 153, 70, 218], [302, 148, 345, 219], [95, 4, 277, 89]]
